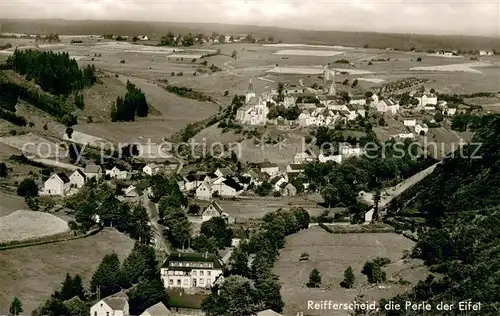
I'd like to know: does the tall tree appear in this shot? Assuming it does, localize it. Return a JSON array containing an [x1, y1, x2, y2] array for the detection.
[[341, 266, 356, 289], [9, 297, 23, 316], [306, 268, 321, 288], [90, 253, 123, 297], [17, 178, 38, 197], [128, 278, 169, 315], [0, 162, 8, 178], [122, 243, 158, 287]]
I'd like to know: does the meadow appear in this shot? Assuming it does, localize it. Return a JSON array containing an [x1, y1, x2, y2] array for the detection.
[[0, 228, 134, 314], [274, 227, 427, 316]]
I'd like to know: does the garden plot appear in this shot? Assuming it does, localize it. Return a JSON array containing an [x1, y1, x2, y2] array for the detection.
[[0, 133, 63, 158], [409, 62, 493, 74], [274, 49, 344, 57], [357, 77, 385, 83], [0, 210, 70, 243]]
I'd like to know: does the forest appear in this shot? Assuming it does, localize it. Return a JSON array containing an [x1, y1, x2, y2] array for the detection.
[[111, 80, 149, 121], [381, 117, 500, 315], [6, 50, 97, 95]]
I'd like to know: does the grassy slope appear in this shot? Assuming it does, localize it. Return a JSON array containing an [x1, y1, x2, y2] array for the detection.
[[0, 228, 134, 314]]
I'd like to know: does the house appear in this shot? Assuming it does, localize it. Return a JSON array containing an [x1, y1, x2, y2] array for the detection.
[[123, 185, 139, 198], [173, 174, 187, 191], [255, 161, 279, 177], [293, 152, 313, 164], [143, 163, 161, 176], [242, 168, 268, 186], [212, 178, 244, 198], [231, 238, 242, 247], [106, 166, 128, 179], [270, 176, 287, 192], [479, 50, 493, 56], [403, 118, 417, 127], [376, 99, 399, 115], [215, 167, 234, 178], [160, 252, 224, 289], [281, 183, 297, 197], [415, 123, 429, 135], [414, 92, 437, 107], [90, 295, 129, 316], [138, 35, 149, 41], [41, 173, 71, 196], [201, 200, 234, 224], [364, 208, 374, 224], [196, 181, 212, 200], [339, 144, 364, 157], [255, 310, 283, 316], [69, 169, 86, 189], [140, 302, 171, 316], [185, 174, 204, 191], [318, 153, 342, 164], [84, 164, 102, 180], [286, 164, 305, 174], [235, 98, 270, 125], [349, 96, 366, 106]]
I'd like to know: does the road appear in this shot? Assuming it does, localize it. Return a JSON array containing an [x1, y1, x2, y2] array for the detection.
[[142, 192, 170, 253], [224, 60, 243, 77]]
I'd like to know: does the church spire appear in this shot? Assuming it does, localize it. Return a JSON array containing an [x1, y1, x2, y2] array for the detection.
[[248, 78, 254, 93]]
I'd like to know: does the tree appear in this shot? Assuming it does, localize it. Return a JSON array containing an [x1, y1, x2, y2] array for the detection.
[[277, 82, 284, 102], [306, 268, 321, 288], [90, 253, 123, 297], [201, 276, 263, 316], [9, 297, 23, 316], [371, 190, 381, 224], [341, 266, 356, 288], [417, 57, 422, 62], [255, 272, 284, 313], [128, 279, 169, 315], [33, 298, 69, 316], [122, 244, 158, 287], [351, 79, 358, 88], [201, 217, 233, 248], [232, 50, 238, 59], [17, 178, 38, 197], [229, 246, 251, 277], [0, 162, 8, 178], [130, 205, 152, 243]]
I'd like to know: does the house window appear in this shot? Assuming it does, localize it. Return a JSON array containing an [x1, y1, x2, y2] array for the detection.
[[207, 278, 212, 285], [192, 271, 197, 276], [184, 279, 188, 285], [200, 278, 205, 285], [200, 271, 204, 276], [207, 271, 211, 276], [169, 279, 173, 285], [177, 279, 181, 286]]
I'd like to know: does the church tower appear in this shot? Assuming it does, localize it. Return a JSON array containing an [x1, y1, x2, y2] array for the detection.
[[323, 69, 336, 95], [245, 78, 256, 104]]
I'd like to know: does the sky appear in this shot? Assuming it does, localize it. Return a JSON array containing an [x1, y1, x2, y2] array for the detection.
[[1, 0, 499, 36]]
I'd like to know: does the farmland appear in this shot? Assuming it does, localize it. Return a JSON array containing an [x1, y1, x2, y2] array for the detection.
[[0, 191, 28, 217], [0, 228, 134, 314], [274, 227, 428, 316], [0, 210, 70, 243]]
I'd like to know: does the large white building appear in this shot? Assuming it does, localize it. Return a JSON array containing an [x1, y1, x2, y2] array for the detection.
[[236, 79, 270, 125], [414, 92, 437, 108], [160, 252, 224, 289], [41, 173, 71, 196]]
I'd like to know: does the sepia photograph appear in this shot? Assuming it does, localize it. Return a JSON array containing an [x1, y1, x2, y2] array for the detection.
[[0, 1, 499, 315]]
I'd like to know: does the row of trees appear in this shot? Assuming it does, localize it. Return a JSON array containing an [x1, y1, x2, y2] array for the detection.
[[6, 50, 97, 95], [111, 80, 149, 121], [202, 208, 310, 316], [267, 104, 302, 121]]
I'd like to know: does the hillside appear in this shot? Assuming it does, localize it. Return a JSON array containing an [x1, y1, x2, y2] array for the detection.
[[1, 19, 500, 51], [382, 116, 500, 315]]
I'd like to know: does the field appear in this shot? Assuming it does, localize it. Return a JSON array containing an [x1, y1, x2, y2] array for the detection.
[[0, 210, 70, 243], [409, 62, 492, 74], [274, 227, 428, 316], [0, 228, 134, 314], [214, 196, 328, 221], [0, 191, 28, 217], [0, 133, 62, 158], [274, 50, 344, 57]]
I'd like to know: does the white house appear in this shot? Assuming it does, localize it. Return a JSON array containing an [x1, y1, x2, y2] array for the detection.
[[403, 118, 417, 127], [415, 123, 429, 135], [90, 296, 129, 316], [42, 173, 71, 196], [270, 176, 287, 192], [69, 169, 86, 189], [212, 178, 244, 198], [196, 181, 212, 200], [236, 98, 269, 125], [414, 92, 437, 107], [160, 252, 224, 289], [479, 50, 493, 56], [293, 152, 314, 164], [140, 302, 171, 316], [106, 166, 128, 179], [364, 208, 374, 225], [84, 164, 102, 180], [349, 96, 366, 106], [255, 161, 280, 177], [143, 163, 161, 176], [123, 185, 139, 198], [376, 99, 399, 115], [281, 183, 297, 197], [201, 200, 234, 224], [214, 167, 234, 178], [318, 153, 342, 164], [138, 35, 149, 41], [339, 144, 364, 157]]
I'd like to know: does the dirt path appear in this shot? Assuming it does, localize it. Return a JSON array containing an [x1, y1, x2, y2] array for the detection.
[[142, 192, 170, 253]]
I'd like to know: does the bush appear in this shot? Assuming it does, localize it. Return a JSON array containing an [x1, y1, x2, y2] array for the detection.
[[17, 178, 39, 197], [417, 57, 422, 62]]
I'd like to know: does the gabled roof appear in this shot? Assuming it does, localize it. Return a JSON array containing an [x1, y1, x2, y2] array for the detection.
[[141, 302, 172, 316], [288, 164, 305, 171], [102, 297, 128, 311], [205, 200, 224, 213], [217, 167, 234, 177], [84, 164, 101, 173], [255, 161, 278, 169], [56, 172, 70, 183], [270, 176, 284, 185], [73, 169, 86, 180], [223, 178, 244, 191]]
